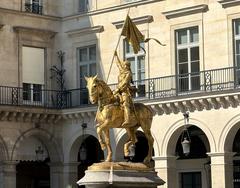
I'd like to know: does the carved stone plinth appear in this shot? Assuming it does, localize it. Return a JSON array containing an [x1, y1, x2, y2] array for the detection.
[[77, 162, 165, 188]]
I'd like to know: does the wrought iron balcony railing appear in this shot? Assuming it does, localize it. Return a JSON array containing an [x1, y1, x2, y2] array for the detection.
[[25, 3, 43, 15], [0, 66, 239, 109]]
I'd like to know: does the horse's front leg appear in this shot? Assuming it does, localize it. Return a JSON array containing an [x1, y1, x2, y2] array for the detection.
[[97, 125, 106, 150], [103, 129, 112, 162]]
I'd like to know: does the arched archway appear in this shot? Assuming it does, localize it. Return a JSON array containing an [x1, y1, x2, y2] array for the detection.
[[12, 128, 62, 188], [166, 124, 211, 188], [78, 135, 104, 187]]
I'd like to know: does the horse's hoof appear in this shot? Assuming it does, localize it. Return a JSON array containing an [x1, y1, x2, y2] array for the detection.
[[101, 143, 106, 150], [105, 158, 112, 162], [143, 158, 151, 164]]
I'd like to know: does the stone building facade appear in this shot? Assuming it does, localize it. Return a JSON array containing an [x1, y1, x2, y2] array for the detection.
[[0, 0, 239, 188]]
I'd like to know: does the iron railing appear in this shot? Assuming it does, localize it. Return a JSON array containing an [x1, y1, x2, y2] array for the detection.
[[25, 3, 43, 15], [0, 66, 239, 109]]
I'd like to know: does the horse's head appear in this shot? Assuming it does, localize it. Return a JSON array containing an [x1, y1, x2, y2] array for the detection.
[[85, 75, 99, 104]]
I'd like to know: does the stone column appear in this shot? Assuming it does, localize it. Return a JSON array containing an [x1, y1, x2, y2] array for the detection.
[[208, 152, 235, 188], [62, 162, 80, 188], [154, 156, 177, 188], [0, 160, 18, 188], [49, 162, 64, 188]]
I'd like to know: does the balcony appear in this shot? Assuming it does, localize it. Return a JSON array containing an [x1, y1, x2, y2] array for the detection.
[[25, 3, 43, 15], [0, 66, 239, 110]]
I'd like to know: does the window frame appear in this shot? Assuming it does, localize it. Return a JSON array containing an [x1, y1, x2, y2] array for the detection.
[[79, 0, 89, 13], [77, 45, 97, 104], [175, 26, 200, 92], [180, 171, 202, 188]]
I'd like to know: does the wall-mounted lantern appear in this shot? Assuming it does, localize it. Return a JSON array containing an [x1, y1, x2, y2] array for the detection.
[[181, 112, 191, 156]]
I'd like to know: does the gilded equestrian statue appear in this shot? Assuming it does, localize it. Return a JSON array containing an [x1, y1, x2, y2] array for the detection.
[[85, 75, 154, 164]]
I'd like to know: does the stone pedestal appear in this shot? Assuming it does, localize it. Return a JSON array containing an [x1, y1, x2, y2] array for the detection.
[[77, 162, 165, 188]]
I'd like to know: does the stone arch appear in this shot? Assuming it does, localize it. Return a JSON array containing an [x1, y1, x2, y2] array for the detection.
[[0, 134, 9, 161], [67, 128, 97, 162], [11, 128, 63, 162], [162, 118, 216, 156], [219, 114, 240, 152]]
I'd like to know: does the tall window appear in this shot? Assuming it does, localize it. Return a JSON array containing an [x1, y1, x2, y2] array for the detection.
[[25, 0, 43, 14], [22, 47, 44, 104], [79, 0, 89, 13], [124, 41, 145, 97], [181, 172, 202, 188], [176, 26, 200, 92], [78, 45, 96, 104], [234, 19, 240, 85]]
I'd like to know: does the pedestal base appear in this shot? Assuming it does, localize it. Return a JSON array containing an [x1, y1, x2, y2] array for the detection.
[[77, 162, 165, 188]]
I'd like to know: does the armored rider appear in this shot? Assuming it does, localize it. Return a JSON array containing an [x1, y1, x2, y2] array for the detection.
[[113, 51, 136, 127]]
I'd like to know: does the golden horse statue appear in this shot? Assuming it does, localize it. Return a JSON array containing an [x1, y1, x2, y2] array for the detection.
[[85, 75, 154, 164]]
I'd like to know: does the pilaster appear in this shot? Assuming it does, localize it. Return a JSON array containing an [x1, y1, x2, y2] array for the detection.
[[208, 152, 235, 188]]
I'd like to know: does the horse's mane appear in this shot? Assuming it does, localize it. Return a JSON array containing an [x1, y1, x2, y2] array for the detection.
[[97, 79, 113, 96]]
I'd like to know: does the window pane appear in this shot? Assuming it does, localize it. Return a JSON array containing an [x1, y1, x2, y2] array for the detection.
[[33, 84, 42, 102], [89, 63, 96, 76], [177, 29, 187, 44], [79, 48, 87, 62], [178, 49, 188, 63], [23, 83, 31, 101], [80, 65, 88, 87], [89, 46, 96, 61], [191, 47, 199, 61], [179, 63, 188, 74], [236, 40, 240, 55], [190, 27, 199, 43], [191, 61, 199, 73], [79, 0, 88, 12], [235, 20, 240, 35]]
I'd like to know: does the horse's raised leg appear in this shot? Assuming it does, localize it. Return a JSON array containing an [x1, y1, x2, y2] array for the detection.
[[141, 119, 154, 164], [97, 126, 106, 150], [103, 129, 112, 162]]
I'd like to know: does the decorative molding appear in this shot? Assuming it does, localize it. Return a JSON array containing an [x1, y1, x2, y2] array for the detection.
[[65, 25, 104, 37], [63, 0, 163, 21], [162, 4, 208, 19], [112, 15, 153, 29], [218, 0, 240, 8], [13, 26, 57, 38]]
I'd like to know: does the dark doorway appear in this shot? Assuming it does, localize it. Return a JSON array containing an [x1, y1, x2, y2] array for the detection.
[[78, 135, 104, 188], [16, 160, 50, 188]]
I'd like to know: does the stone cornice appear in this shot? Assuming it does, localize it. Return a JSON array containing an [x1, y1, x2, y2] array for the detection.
[[63, 0, 164, 21], [218, 0, 240, 8], [162, 4, 208, 19], [65, 25, 104, 37], [112, 15, 153, 29], [13, 26, 57, 38]]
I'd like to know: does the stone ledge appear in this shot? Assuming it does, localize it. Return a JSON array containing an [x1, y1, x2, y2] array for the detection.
[[66, 25, 104, 37], [13, 26, 57, 38], [112, 15, 153, 29], [218, 0, 240, 8], [162, 4, 208, 19]]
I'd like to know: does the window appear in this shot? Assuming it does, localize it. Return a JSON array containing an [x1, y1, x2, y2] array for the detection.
[[78, 45, 96, 104], [181, 172, 202, 188], [25, 0, 43, 14], [79, 0, 89, 13], [176, 27, 200, 92], [234, 19, 240, 85], [124, 41, 145, 97], [23, 83, 43, 103], [22, 47, 45, 105]]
